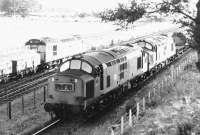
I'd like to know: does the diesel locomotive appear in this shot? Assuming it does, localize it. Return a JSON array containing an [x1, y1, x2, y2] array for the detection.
[[44, 34, 179, 118]]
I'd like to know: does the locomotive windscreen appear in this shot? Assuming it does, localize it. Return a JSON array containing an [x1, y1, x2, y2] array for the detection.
[[60, 60, 92, 73]]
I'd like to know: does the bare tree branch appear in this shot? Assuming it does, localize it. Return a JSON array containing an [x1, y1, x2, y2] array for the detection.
[[166, 1, 196, 22]]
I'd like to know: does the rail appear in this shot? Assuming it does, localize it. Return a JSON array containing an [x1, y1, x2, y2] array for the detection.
[[32, 119, 61, 135], [0, 72, 55, 105]]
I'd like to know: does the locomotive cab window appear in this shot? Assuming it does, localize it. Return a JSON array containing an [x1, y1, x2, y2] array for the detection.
[[53, 45, 57, 51], [145, 43, 153, 51], [60, 61, 70, 72], [53, 45, 57, 56], [71, 60, 81, 69], [137, 41, 146, 48], [60, 60, 92, 74], [81, 62, 92, 73]]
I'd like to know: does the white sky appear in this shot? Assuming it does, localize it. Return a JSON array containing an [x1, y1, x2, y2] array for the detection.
[[40, 0, 130, 12]]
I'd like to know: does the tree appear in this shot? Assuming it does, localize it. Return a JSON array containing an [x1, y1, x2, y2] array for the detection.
[[0, 0, 38, 17], [0, 0, 13, 15], [99, 0, 200, 62], [99, 1, 146, 28]]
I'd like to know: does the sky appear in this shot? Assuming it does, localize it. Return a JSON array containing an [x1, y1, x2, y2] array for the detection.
[[40, 0, 130, 12], [39, 0, 199, 14]]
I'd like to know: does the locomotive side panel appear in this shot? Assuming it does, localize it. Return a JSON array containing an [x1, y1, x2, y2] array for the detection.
[[100, 63, 120, 94], [126, 51, 144, 79], [156, 36, 176, 64]]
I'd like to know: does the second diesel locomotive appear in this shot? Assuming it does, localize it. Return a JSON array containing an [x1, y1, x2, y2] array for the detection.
[[44, 34, 177, 117]]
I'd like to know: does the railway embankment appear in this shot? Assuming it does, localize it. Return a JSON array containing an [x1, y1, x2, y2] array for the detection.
[[0, 87, 51, 135]]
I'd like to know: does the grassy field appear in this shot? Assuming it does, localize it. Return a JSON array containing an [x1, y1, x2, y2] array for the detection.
[[0, 16, 176, 52]]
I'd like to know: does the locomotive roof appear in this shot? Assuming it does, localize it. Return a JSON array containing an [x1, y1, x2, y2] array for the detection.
[[25, 36, 81, 46], [73, 44, 142, 67], [25, 39, 46, 46], [25, 37, 59, 46], [143, 34, 170, 46]]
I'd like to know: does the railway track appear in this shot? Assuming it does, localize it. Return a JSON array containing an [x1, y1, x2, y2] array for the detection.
[[0, 70, 55, 90], [0, 71, 56, 105]]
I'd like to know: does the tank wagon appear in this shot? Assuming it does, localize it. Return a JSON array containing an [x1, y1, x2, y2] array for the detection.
[[44, 34, 177, 118]]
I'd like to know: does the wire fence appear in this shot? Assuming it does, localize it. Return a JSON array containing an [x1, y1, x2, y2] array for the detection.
[[0, 84, 48, 120]]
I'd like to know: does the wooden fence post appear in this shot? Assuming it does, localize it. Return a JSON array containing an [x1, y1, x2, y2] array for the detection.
[[33, 89, 36, 108], [143, 97, 145, 112], [121, 116, 124, 135], [136, 102, 139, 120], [165, 76, 167, 86], [159, 83, 161, 99], [153, 88, 156, 97], [129, 109, 132, 127], [7, 101, 12, 119], [22, 95, 24, 114], [43, 86, 46, 103], [111, 128, 115, 135], [161, 80, 164, 90], [148, 91, 151, 103]]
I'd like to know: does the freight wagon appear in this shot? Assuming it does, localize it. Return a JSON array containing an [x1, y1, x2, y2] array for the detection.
[[0, 49, 40, 83]]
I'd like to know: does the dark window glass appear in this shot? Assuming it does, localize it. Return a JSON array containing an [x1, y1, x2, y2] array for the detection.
[[111, 60, 116, 65], [120, 63, 127, 71], [137, 57, 142, 69], [106, 62, 112, 67], [53, 45, 57, 51], [53, 51, 57, 56], [55, 83, 73, 92], [124, 63, 127, 69], [120, 72, 124, 80], [120, 64, 123, 71], [107, 75, 110, 87]]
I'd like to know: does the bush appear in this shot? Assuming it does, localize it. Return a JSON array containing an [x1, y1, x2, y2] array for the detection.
[[176, 122, 193, 135], [146, 98, 161, 109]]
